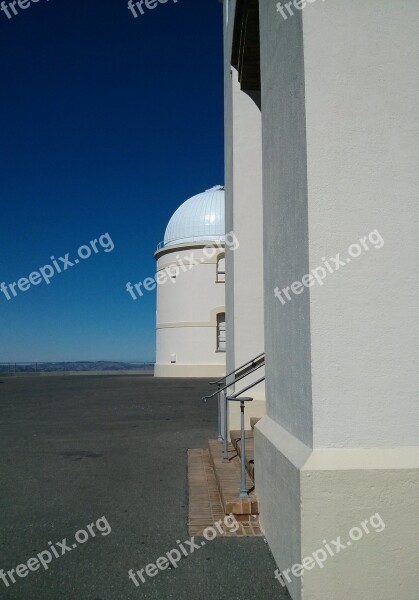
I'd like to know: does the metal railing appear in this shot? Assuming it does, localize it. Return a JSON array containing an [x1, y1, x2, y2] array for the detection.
[[210, 352, 264, 386], [227, 374, 266, 400], [227, 375, 266, 498], [202, 352, 265, 464], [156, 235, 226, 251]]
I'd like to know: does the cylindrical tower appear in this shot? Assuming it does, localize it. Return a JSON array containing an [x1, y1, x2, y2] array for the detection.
[[154, 186, 226, 377]]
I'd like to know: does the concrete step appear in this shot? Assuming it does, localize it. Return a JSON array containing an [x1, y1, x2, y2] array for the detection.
[[208, 439, 259, 517], [250, 417, 261, 430], [187, 449, 262, 536], [230, 429, 255, 480]]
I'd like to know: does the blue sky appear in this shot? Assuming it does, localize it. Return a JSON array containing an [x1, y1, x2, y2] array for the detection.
[[0, 0, 224, 362]]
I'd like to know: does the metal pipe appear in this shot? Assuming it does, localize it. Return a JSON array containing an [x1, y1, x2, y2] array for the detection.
[[217, 383, 223, 441], [229, 375, 266, 399], [210, 352, 265, 386], [202, 361, 264, 402], [222, 390, 229, 462], [239, 399, 248, 498], [225, 395, 254, 492]]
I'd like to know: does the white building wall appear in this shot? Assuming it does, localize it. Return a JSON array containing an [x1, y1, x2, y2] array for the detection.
[[248, 1, 419, 599], [303, 0, 419, 449], [224, 14, 265, 430], [224, 3, 236, 378], [155, 244, 226, 377]]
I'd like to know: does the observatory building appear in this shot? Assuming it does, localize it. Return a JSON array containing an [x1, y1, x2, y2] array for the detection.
[[154, 186, 226, 378]]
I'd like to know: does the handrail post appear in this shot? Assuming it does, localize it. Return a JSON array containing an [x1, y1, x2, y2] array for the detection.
[[226, 396, 254, 498], [239, 398, 248, 498], [222, 389, 229, 462], [217, 383, 223, 441], [203, 354, 265, 464]]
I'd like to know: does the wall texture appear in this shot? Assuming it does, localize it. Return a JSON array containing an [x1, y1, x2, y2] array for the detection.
[[303, 0, 419, 448], [224, 2, 266, 428], [260, 2, 313, 446], [155, 244, 225, 376], [252, 1, 419, 598]]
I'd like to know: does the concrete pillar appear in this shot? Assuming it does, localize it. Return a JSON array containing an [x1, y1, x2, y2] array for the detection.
[[255, 1, 419, 598], [224, 69, 265, 430]]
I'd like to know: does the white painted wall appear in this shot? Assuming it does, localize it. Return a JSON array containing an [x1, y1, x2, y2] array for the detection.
[[256, 417, 419, 600], [156, 328, 223, 365], [253, 1, 419, 598], [303, 0, 419, 448], [225, 71, 265, 428], [261, 0, 313, 446], [224, 0, 236, 382], [155, 244, 225, 376]]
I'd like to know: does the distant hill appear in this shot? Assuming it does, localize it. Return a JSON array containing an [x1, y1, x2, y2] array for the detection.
[[0, 361, 154, 374]]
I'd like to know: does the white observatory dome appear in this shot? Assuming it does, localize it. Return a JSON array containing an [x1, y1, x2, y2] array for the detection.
[[163, 186, 225, 247]]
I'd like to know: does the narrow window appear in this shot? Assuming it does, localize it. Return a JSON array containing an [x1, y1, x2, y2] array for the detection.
[[217, 313, 226, 352], [216, 254, 225, 282]]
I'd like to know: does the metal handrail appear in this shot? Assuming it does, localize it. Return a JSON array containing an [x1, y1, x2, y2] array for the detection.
[[226, 375, 266, 499], [202, 354, 265, 468], [202, 361, 264, 402], [209, 352, 264, 386], [227, 396, 254, 498], [227, 375, 265, 400]]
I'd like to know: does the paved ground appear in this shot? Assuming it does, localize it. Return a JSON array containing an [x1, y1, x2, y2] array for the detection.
[[0, 376, 290, 600]]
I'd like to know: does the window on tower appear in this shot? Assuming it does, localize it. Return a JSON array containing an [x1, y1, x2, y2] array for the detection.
[[216, 253, 225, 282], [216, 313, 226, 352]]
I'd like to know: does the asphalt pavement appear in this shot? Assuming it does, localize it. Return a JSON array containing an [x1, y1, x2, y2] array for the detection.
[[0, 375, 290, 600]]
